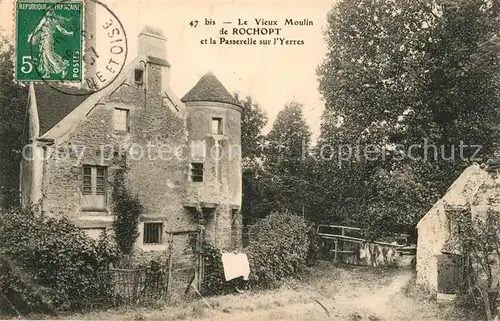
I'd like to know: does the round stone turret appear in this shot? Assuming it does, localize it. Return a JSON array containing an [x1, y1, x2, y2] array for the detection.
[[181, 72, 243, 249]]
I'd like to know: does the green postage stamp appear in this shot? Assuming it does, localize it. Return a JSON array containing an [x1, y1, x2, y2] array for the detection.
[[16, 0, 83, 82]]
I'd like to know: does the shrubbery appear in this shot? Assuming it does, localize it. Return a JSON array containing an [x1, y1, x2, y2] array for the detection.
[[453, 209, 500, 320], [201, 211, 315, 294], [0, 207, 119, 315], [0, 206, 317, 314], [246, 212, 312, 287], [200, 242, 244, 296]]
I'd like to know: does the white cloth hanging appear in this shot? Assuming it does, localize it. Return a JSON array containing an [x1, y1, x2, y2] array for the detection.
[[221, 252, 250, 281]]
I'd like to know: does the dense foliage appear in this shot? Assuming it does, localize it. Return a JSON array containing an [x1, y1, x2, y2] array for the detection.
[[246, 212, 312, 287], [453, 208, 500, 320], [236, 94, 270, 222], [313, 0, 500, 238], [0, 36, 27, 209], [200, 242, 245, 296], [201, 212, 316, 294], [111, 168, 143, 255], [234, 0, 500, 240], [237, 94, 268, 162], [240, 100, 317, 221], [0, 207, 119, 315]]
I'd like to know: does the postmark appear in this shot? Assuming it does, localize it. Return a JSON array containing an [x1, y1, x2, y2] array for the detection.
[[16, 0, 83, 82], [15, 0, 128, 95]]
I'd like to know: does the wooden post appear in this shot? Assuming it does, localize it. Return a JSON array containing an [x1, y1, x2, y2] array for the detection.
[[196, 230, 204, 291], [334, 239, 338, 262], [132, 270, 138, 304], [167, 233, 174, 294], [340, 228, 345, 262]]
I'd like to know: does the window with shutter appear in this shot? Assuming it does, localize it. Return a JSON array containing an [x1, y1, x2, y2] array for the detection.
[[96, 167, 105, 195], [81, 165, 107, 211], [83, 167, 92, 195]]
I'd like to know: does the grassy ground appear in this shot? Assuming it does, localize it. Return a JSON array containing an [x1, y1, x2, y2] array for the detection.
[[32, 262, 480, 321]]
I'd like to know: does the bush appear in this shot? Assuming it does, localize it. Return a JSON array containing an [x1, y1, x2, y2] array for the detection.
[[0, 207, 119, 315], [198, 212, 315, 295], [246, 211, 312, 288], [200, 242, 244, 296]]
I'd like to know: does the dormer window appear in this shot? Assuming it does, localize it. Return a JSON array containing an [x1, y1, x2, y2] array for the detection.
[[135, 69, 144, 85], [211, 117, 223, 135], [114, 108, 130, 132]]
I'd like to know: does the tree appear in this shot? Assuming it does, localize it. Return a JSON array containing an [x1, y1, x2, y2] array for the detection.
[[0, 36, 27, 209], [265, 102, 311, 176], [315, 0, 500, 236], [362, 165, 436, 238], [236, 94, 267, 162], [234, 94, 268, 221], [263, 102, 315, 216]]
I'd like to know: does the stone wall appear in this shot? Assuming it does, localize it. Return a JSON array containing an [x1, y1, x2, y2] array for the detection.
[[110, 64, 194, 250], [20, 144, 34, 207], [184, 102, 242, 206], [38, 62, 242, 251], [39, 61, 198, 249], [42, 102, 120, 222], [416, 199, 450, 294], [184, 101, 242, 250]]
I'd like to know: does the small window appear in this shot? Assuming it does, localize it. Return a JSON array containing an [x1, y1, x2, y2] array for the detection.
[[191, 163, 204, 182], [83, 166, 92, 195], [135, 69, 144, 84], [96, 167, 106, 195], [114, 108, 129, 132], [143, 223, 163, 244], [211, 117, 223, 135], [81, 165, 107, 210]]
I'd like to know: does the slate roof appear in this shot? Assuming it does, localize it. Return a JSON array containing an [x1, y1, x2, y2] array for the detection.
[[33, 71, 238, 136], [181, 72, 240, 106], [34, 84, 92, 135]]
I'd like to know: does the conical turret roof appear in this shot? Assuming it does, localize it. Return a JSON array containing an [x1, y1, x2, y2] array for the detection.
[[181, 72, 240, 106]]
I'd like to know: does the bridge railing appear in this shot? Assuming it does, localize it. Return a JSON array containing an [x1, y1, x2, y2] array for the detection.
[[316, 224, 416, 264]]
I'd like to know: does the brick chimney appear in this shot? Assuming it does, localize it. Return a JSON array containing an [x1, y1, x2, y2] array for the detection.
[[138, 26, 171, 90]]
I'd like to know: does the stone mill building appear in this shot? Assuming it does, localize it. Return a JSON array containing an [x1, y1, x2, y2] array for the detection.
[[19, 25, 243, 252]]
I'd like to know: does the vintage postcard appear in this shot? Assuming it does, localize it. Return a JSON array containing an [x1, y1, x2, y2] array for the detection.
[[0, 0, 498, 320]]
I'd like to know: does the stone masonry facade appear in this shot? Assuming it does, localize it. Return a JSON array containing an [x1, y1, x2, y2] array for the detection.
[[20, 27, 243, 253]]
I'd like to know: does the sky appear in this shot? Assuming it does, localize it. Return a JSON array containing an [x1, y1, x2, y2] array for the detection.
[[0, 0, 335, 141]]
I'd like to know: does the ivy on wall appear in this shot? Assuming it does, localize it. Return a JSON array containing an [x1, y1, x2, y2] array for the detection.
[[111, 168, 143, 256]]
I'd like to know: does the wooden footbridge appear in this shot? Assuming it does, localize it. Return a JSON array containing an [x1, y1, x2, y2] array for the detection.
[[316, 224, 416, 266]]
